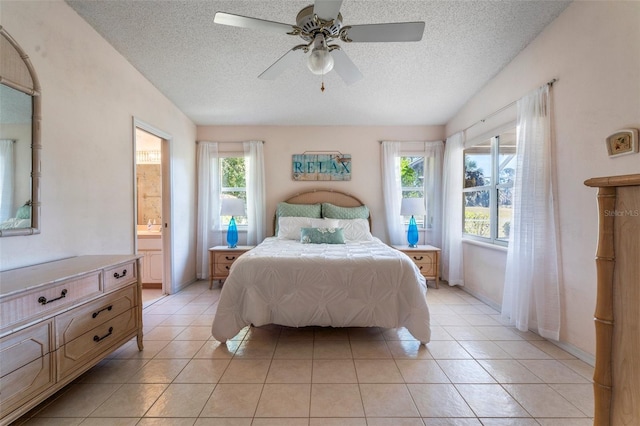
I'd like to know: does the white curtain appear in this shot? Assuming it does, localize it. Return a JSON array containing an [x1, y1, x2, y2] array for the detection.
[[196, 141, 221, 280], [501, 84, 561, 340], [244, 141, 266, 245], [0, 140, 15, 222], [441, 132, 465, 286], [424, 141, 444, 248], [381, 141, 404, 245]]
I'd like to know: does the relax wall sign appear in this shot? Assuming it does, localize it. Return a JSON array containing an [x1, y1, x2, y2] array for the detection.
[[292, 153, 351, 181]]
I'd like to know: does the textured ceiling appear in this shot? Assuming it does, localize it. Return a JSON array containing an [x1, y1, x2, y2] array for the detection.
[[66, 0, 570, 126]]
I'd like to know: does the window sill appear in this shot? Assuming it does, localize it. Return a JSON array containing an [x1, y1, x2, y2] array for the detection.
[[462, 238, 508, 252]]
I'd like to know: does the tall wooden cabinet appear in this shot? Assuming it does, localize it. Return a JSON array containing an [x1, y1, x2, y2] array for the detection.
[[0, 255, 143, 425], [584, 174, 640, 426]]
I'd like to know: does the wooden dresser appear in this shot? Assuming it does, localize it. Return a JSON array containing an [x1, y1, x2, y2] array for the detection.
[[0, 255, 143, 425], [585, 174, 640, 426]]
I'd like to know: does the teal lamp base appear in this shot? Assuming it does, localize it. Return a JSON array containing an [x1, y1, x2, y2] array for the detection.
[[407, 215, 419, 248], [226, 216, 238, 248]]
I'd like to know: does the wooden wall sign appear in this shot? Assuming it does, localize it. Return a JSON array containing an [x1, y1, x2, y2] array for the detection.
[[292, 153, 351, 181]]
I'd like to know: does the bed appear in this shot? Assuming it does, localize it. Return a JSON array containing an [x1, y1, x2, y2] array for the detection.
[[211, 189, 431, 343]]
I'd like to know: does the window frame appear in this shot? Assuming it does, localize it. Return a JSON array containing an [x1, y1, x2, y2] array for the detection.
[[463, 126, 516, 246], [400, 153, 427, 228], [218, 152, 248, 229]]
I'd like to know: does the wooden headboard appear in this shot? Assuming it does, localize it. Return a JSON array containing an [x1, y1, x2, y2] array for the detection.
[[274, 189, 371, 233]]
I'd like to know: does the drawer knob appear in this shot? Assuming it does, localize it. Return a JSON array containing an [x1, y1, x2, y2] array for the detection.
[[113, 269, 127, 279], [225, 265, 230, 270], [92, 305, 113, 319], [225, 256, 236, 261], [414, 256, 424, 261], [37, 289, 67, 305], [94, 327, 114, 342]]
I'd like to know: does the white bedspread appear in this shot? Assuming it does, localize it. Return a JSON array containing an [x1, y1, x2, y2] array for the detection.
[[211, 237, 431, 343]]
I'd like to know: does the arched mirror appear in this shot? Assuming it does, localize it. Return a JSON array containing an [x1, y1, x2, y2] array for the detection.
[[0, 26, 41, 236]]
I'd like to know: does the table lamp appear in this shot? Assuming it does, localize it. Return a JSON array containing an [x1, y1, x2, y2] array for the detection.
[[220, 198, 245, 248], [400, 197, 426, 247]]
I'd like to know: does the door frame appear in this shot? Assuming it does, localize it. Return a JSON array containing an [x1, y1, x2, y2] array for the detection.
[[132, 118, 174, 294]]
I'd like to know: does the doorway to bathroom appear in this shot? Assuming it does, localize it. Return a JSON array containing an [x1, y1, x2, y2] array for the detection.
[[133, 119, 173, 305]]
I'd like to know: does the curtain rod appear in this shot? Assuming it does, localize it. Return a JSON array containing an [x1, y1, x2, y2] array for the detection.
[[460, 78, 557, 135], [196, 140, 265, 144]]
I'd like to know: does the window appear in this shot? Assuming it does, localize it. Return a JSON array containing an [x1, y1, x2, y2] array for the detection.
[[463, 129, 516, 244], [219, 155, 247, 226], [401, 155, 426, 227]]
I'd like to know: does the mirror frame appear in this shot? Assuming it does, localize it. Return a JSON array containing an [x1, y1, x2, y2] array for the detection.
[[0, 26, 41, 237]]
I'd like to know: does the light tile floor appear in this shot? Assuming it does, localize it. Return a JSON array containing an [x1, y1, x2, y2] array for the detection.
[[15, 281, 594, 425]]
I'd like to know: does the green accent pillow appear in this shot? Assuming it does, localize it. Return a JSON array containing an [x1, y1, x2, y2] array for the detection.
[[16, 204, 31, 219], [300, 227, 345, 244], [277, 202, 322, 218], [322, 203, 369, 220]]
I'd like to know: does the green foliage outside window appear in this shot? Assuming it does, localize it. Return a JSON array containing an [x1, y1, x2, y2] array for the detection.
[[220, 157, 247, 225]]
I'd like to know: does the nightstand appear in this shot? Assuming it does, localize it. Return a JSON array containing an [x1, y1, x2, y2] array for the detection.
[[208, 246, 254, 289], [393, 244, 441, 288]]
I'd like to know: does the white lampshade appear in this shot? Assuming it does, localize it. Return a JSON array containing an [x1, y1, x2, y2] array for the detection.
[[400, 198, 426, 216], [220, 198, 245, 217]]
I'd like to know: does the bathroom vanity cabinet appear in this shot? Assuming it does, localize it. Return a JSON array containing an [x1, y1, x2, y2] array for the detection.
[[138, 232, 163, 285]]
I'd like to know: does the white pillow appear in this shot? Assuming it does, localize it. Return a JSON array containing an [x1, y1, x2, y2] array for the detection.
[[310, 218, 339, 228], [334, 218, 374, 241], [277, 216, 312, 239]]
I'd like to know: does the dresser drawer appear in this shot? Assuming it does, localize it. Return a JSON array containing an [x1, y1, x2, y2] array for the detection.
[[213, 252, 243, 276], [55, 285, 137, 348], [0, 353, 54, 417], [103, 261, 137, 292], [57, 308, 137, 380], [409, 252, 437, 276], [0, 272, 101, 331], [0, 320, 53, 377]]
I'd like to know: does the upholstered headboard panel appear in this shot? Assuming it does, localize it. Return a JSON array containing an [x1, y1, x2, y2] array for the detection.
[[273, 189, 371, 234], [284, 189, 364, 207]]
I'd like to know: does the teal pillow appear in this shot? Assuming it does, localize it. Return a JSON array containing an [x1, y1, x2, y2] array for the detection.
[[277, 202, 322, 218], [300, 227, 345, 244], [16, 204, 31, 219], [322, 203, 369, 220]]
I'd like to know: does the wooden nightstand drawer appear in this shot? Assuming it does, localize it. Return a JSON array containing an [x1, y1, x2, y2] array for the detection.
[[208, 246, 254, 289], [392, 245, 441, 288]]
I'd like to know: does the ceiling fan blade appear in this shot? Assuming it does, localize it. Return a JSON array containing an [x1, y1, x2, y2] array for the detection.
[[342, 22, 425, 42], [214, 12, 295, 34], [258, 49, 304, 80], [331, 49, 363, 85], [313, 0, 343, 21]]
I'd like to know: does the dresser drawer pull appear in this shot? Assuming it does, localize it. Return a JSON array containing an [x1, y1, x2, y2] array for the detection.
[[413, 256, 424, 261], [225, 256, 236, 261], [38, 289, 68, 305], [113, 269, 127, 279], [225, 265, 230, 270], [94, 327, 114, 342], [92, 305, 113, 318], [419, 266, 423, 270]]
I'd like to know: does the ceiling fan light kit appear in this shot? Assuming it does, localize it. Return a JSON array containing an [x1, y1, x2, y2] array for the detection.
[[213, 0, 425, 90], [307, 34, 334, 75]]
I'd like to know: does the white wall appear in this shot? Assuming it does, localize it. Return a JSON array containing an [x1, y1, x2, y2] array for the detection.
[[446, 1, 640, 357], [197, 126, 445, 240], [0, 1, 198, 292]]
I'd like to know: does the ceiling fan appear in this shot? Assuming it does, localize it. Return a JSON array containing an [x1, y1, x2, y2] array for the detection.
[[213, 0, 425, 90]]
